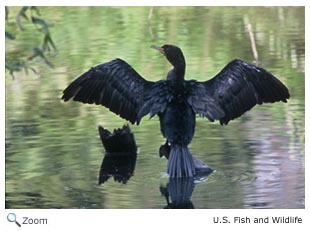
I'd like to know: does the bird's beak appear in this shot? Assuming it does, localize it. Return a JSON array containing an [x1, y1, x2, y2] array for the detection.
[[151, 45, 165, 55]]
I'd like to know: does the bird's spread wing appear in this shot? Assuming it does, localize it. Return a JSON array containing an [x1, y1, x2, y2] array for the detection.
[[137, 80, 173, 119], [188, 59, 290, 125], [186, 81, 225, 122], [62, 58, 152, 124]]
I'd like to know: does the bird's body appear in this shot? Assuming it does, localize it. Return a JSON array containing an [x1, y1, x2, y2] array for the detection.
[[158, 82, 197, 177], [159, 95, 195, 145], [62, 44, 290, 178]]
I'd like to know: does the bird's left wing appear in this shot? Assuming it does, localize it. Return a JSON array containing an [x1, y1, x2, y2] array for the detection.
[[187, 59, 290, 125], [62, 58, 152, 124]]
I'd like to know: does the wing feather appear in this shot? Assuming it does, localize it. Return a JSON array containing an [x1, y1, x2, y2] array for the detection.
[[62, 58, 152, 124], [209, 59, 290, 124], [187, 59, 290, 124]]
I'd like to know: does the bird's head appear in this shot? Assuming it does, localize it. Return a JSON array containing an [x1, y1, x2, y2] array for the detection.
[[151, 44, 185, 69]]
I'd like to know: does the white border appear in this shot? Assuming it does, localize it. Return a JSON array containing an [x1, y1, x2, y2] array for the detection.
[[2, 0, 309, 6]]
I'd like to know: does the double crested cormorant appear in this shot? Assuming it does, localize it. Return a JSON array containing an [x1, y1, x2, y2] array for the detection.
[[62, 44, 290, 178]]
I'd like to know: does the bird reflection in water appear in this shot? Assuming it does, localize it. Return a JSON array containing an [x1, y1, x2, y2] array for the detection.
[[160, 170, 214, 209], [98, 124, 214, 208], [160, 144, 214, 209], [160, 178, 195, 209], [98, 125, 137, 185]]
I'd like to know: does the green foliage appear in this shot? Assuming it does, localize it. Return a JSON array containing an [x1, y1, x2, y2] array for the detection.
[[5, 6, 57, 79]]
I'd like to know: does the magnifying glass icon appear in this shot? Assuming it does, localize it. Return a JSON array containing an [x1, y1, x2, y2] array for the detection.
[[7, 213, 21, 227]]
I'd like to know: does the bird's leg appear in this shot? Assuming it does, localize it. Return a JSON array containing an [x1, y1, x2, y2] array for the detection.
[[159, 140, 170, 159]]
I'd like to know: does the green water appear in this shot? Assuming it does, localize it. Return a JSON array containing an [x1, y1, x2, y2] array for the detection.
[[5, 6, 304, 208]]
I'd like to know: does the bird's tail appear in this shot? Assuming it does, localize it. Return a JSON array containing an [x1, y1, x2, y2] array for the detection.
[[167, 144, 195, 178]]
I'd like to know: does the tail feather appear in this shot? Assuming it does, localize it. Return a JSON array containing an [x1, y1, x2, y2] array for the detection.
[[167, 145, 195, 178]]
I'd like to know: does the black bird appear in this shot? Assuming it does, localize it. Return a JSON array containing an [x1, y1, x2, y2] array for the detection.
[[62, 44, 290, 178]]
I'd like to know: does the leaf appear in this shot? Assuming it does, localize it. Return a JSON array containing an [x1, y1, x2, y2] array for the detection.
[[5, 31, 15, 40], [30, 6, 41, 16], [28, 47, 54, 68], [31, 16, 47, 26], [43, 33, 57, 51], [16, 6, 29, 30]]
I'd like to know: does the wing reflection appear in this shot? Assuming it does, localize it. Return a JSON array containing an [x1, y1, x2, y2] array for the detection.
[[98, 125, 137, 185], [98, 125, 214, 209]]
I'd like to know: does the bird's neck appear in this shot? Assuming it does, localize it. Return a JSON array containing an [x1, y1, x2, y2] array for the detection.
[[172, 59, 185, 80]]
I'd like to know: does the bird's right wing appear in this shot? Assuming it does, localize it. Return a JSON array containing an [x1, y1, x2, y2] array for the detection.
[[62, 58, 152, 124], [203, 59, 290, 124], [187, 59, 290, 125]]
